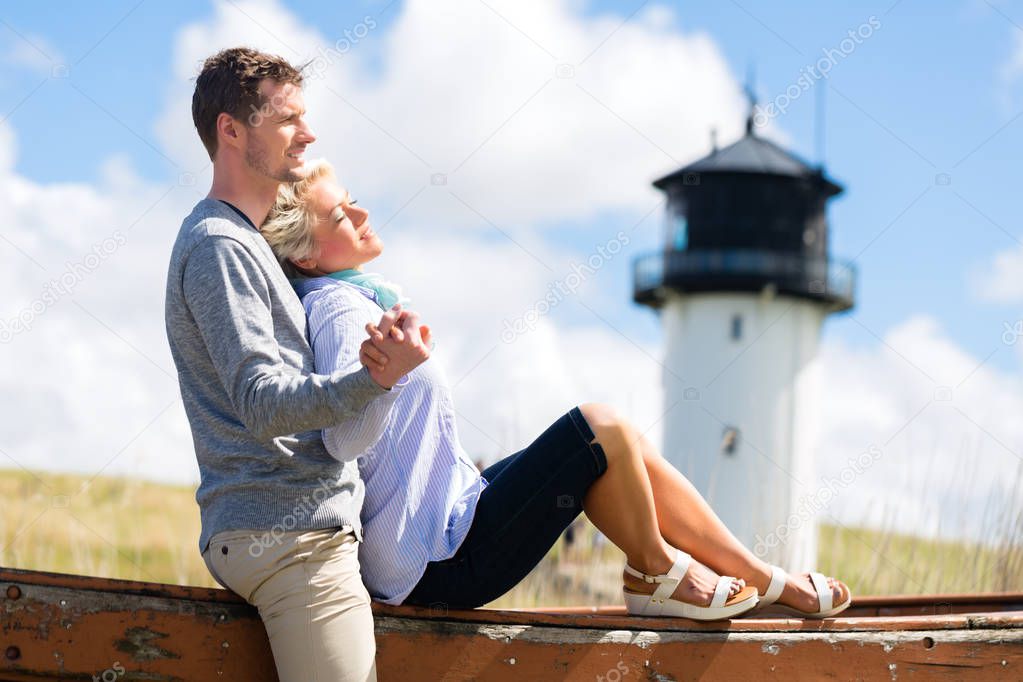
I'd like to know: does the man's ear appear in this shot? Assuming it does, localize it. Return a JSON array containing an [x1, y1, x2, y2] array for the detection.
[[216, 112, 243, 151]]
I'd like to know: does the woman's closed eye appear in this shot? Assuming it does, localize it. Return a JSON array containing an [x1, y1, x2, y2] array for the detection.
[[331, 199, 358, 223]]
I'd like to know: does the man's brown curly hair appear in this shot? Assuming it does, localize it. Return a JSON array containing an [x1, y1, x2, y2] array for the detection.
[[191, 47, 306, 161]]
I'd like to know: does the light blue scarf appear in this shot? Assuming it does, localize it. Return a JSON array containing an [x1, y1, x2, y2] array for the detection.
[[325, 269, 410, 311]]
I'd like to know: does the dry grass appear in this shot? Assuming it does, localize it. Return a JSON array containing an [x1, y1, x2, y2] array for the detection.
[[2, 468, 1020, 609], [0, 469, 202, 586]]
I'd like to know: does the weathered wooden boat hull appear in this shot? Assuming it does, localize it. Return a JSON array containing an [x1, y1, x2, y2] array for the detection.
[[3, 567, 1022, 680]]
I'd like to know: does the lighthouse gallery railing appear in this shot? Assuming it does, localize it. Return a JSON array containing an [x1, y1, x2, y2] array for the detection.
[[633, 249, 856, 310]]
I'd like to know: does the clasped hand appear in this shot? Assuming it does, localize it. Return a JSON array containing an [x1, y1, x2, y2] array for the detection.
[[359, 303, 432, 389]]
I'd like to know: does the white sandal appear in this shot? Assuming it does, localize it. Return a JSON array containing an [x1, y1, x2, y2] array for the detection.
[[622, 548, 760, 620], [748, 565, 852, 619]]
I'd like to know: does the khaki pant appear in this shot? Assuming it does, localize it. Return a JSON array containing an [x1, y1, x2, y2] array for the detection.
[[202, 526, 376, 682]]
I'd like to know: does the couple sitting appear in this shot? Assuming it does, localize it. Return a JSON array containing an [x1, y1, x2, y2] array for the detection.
[[166, 47, 849, 682], [259, 154, 855, 620]]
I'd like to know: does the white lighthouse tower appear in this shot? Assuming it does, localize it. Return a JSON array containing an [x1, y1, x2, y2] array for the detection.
[[633, 107, 856, 571]]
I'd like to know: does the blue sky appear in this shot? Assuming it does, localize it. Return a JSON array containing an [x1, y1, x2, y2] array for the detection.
[[3, 0, 1021, 372]]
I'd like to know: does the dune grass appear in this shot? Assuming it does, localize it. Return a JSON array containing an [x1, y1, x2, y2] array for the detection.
[[1, 468, 1020, 608], [0, 469, 202, 587]]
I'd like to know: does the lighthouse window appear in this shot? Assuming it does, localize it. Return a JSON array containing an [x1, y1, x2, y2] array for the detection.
[[721, 426, 740, 456], [730, 314, 743, 341], [672, 214, 688, 250]]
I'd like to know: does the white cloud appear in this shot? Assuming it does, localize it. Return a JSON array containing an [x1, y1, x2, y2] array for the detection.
[[0, 120, 16, 173], [371, 222, 664, 460], [999, 28, 1023, 112], [816, 314, 1023, 542], [0, 150, 202, 483], [970, 242, 1023, 303], [155, 0, 747, 230], [1, 33, 64, 81]]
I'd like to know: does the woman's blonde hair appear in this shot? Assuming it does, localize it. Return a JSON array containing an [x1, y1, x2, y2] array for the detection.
[[261, 157, 335, 278]]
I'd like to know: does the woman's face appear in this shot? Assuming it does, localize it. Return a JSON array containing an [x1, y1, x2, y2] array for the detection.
[[294, 174, 382, 275]]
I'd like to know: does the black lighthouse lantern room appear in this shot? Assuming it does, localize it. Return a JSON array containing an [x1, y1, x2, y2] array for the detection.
[[633, 106, 855, 312]]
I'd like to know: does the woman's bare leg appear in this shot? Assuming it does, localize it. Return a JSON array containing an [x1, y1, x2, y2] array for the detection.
[[633, 427, 849, 611], [579, 402, 847, 611], [577, 403, 745, 605]]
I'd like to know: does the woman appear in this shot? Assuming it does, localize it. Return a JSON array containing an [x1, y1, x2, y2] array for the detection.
[[259, 159, 852, 620]]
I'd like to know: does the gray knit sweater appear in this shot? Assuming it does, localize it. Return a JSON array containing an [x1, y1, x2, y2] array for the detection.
[[164, 198, 391, 553]]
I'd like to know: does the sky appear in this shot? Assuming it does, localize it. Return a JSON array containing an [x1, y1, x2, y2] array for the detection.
[[1, 0, 1021, 548]]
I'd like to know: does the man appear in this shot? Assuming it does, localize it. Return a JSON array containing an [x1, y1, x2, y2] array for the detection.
[[164, 47, 429, 681]]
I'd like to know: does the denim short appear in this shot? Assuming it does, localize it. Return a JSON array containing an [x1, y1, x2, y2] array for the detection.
[[403, 405, 608, 609]]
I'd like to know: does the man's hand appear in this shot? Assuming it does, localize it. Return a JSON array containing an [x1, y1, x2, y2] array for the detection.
[[358, 304, 432, 389]]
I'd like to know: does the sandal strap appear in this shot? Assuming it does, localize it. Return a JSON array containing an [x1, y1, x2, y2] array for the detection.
[[760, 565, 787, 607], [623, 549, 692, 603], [710, 575, 735, 608], [623, 563, 655, 583], [652, 550, 691, 602], [809, 572, 832, 613]]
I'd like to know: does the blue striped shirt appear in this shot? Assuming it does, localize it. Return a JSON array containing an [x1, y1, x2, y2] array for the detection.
[[292, 275, 488, 605]]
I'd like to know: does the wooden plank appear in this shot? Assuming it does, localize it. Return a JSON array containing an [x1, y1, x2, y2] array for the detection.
[[3, 578, 274, 681], [1, 567, 244, 605], [6, 567, 1023, 633], [374, 618, 1023, 681], [514, 592, 1023, 619], [374, 604, 1023, 635], [3, 567, 1023, 680]]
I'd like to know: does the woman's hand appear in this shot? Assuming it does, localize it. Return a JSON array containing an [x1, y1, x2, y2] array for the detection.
[[359, 304, 432, 389]]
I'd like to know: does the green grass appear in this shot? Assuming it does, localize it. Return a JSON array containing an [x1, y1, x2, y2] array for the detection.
[[2, 468, 1020, 608]]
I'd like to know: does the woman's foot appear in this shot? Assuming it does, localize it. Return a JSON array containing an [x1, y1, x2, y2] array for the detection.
[[751, 567, 850, 615], [623, 552, 747, 606]]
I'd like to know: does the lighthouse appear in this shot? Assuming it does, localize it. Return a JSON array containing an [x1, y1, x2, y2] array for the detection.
[[632, 105, 856, 571]]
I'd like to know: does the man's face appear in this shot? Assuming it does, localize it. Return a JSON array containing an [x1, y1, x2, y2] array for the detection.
[[242, 79, 316, 183]]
